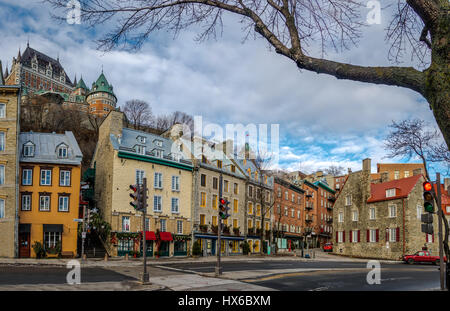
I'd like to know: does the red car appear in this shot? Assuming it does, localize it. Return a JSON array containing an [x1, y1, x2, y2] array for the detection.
[[323, 243, 333, 252], [402, 251, 447, 265]]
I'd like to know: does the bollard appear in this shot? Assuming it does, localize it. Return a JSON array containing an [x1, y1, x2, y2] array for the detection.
[[82, 254, 87, 261], [125, 253, 129, 261], [104, 253, 108, 261]]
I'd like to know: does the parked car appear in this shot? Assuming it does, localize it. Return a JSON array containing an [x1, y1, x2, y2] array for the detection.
[[402, 251, 446, 265], [323, 243, 333, 252]]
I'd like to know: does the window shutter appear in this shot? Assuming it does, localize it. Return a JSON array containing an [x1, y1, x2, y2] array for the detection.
[[350, 230, 353, 243], [367, 230, 370, 242], [376, 229, 379, 242], [432, 234, 435, 243], [336, 231, 338, 242], [358, 230, 361, 243], [386, 229, 389, 242], [396, 227, 400, 242], [343, 231, 346, 243]]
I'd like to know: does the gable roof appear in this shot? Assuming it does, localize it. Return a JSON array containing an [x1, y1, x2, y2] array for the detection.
[[89, 72, 116, 97], [367, 174, 422, 203]]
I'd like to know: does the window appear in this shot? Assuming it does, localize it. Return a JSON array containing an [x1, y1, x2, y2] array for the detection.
[[171, 198, 179, 213], [145, 218, 150, 231], [369, 207, 376, 220], [200, 214, 206, 225], [426, 233, 433, 243], [386, 188, 396, 198], [248, 202, 253, 215], [160, 219, 167, 232], [233, 219, 238, 229], [404, 171, 410, 178], [345, 195, 352, 206], [352, 230, 359, 243], [291, 209, 295, 218], [0, 165, 4, 185], [417, 205, 422, 219], [0, 104, 5, 118], [0, 132, 5, 151], [154, 149, 163, 158], [172, 176, 180, 191], [256, 220, 261, 229], [298, 210, 301, 219], [248, 186, 253, 198], [224, 180, 229, 192], [394, 171, 400, 180], [256, 204, 261, 216], [177, 220, 183, 234], [217, 160, 222, 168], [338, 231, 343, 243], [200, 174, 206, 187], [369, 229, 377, 243], [136, 170, 145, 185], [352, 210, 358, 222], [39, 195, 50, 211], [212, 216, 218, 226], [389, 205, 397, 218], [213, 177, 218, 189], [21, 194, 31, 211], [58, 196, 69, 212], [212, 195, 218, 209], [137, 136, 146, 144], [285, 191, 288, 200], [154, 140, 163, 147], [233, 183, 238, 194], [154, 196, 162, 212], [60, 170, 71, 186], [389, 228, 397, 242], [23, 143, 34, 157], [233, 199, 238, 213], [22, 169, 33, 185], [338, 212, 344, 223], [136, 145, 146, 155], [0, 199, 4, 218], [446, 206, 450, 213], [57, 145, 68, 158], [200, 192, 206, 207], [40, 169, 52, 186], [248, 219, 253, 229], [44, 232, 61, 249], [292, 194, 295, 202], [284, 207, 288, 216], [154, 172, 163, 189]]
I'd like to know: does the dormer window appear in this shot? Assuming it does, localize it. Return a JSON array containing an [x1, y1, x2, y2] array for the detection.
[[46, 70, 52, 77], [60, 76, 65, 83], [154, 139, 163, 147], [386, 188, 396, 198], [136, 145, 146, 155], [57, 144, 68, 158], [137, 136, 146, 144], [23, 142, 35, 157]]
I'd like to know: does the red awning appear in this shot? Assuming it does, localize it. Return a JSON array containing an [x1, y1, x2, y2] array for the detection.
[[141, 231, 156, 241], [159, 232, 173, 241]]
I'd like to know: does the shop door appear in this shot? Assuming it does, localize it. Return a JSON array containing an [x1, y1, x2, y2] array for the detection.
[[159, 241, 169, 257]]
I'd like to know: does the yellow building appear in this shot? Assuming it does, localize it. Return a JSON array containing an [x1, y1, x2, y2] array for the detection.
[[92, 111, 193, 257], [18, 131, 83, 258], [0, 83, 21, 258]]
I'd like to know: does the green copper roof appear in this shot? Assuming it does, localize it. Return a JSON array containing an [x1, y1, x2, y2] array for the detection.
[[89, 72, 116, 97], [76, 77, 89, 91]]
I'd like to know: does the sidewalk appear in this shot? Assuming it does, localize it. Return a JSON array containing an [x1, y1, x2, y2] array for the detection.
[[0, 280, 165, 291], [0, 250, 401, 267]]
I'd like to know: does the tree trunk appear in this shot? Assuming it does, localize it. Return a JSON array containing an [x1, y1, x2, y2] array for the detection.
[[424, 13, 450, 148]]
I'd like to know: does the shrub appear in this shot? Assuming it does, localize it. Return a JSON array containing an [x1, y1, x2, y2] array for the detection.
[[32, 241, 46, 259], [192, 240, 202, 256], [242, 241, 250, 255]]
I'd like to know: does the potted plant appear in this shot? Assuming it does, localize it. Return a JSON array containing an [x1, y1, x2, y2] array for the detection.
[[199, 225, 208, 233], [32, 241, 46, 259], [211, 225, 218, 233], [233, 227, 240, 236]]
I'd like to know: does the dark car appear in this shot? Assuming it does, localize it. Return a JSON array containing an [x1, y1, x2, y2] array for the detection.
[[323, 243, 333, 252]]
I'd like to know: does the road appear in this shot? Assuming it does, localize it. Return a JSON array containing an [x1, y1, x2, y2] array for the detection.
[[0, 259, 442, 291]]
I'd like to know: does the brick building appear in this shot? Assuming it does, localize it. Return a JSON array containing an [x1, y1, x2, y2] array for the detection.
[[333, 158, 439, 260], [313, 180, 335, 246], [371, 163, 425, 182], [272, 177, 305, 252]]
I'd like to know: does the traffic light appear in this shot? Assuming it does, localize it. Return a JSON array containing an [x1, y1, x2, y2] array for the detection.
[[421, 181, 434, 235], [423, 181, 434, 213], [139, 183, 148, 212], [129, 184, 141, 210], [219, 198, 230, 219]]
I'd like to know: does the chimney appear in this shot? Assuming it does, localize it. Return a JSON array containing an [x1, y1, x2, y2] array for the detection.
[[221, 139, 234, 158], [413, 168, 423, 176], [348, 168, 352, 174], [381, 172, 389, 183], [444, 178, 450, 194], [362, 158, 371, 173]]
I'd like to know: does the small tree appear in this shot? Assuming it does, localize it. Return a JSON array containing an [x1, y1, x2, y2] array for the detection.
[[123, 99, 153, 130], [192, 240, 202, 256]]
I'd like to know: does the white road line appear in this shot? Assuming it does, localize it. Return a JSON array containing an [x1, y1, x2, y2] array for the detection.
[[154, 265, 198, 274]]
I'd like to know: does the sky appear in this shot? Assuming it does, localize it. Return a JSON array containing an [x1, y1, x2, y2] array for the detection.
[[0, 0, 446, 177]]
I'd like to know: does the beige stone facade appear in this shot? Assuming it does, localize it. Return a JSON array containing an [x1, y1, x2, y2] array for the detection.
[[333, 159, 439, 260], [0, 86, 20, 258], [93, 111, 193, 257]]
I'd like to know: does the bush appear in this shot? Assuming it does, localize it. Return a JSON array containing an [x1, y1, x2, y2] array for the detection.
[[242, 241, 250, 255], [192, 240, 202, 256], [32, 241, 46, 259]]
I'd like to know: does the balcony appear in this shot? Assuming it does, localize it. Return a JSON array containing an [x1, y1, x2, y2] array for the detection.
[[326, 217, 333, 223], [305, 203, 313, 210], [306, 192, 313, 198], [326, 205, 333, 211], [305, 217, 313, 223]]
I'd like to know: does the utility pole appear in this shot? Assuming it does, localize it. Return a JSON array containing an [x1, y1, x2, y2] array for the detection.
[[436, 173, 445, 290], [81, 205, 86, 260], [215, 174, 223, 276], [141, 177, 149, 284]]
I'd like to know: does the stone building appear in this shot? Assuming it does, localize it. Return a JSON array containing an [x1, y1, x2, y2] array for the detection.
[[0, 84, 21, 258], [333, 158, 439, 260], [272, 177, 305, 252], [92, 111, 193, 257]]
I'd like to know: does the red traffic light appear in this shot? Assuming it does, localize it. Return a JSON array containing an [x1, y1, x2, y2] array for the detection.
[[423, 182, 432, 192], [130, 184, 138, 192], [220, 198, 226, 205]]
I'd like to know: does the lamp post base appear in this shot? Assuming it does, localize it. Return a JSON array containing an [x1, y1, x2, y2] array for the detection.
[[215, 266, 222, 277], [140, 272, 150, 284]]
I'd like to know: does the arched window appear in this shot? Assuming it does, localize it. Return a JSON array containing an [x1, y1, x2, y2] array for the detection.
[[56, 143, 68, 158], [23, 141, 35, 157]]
